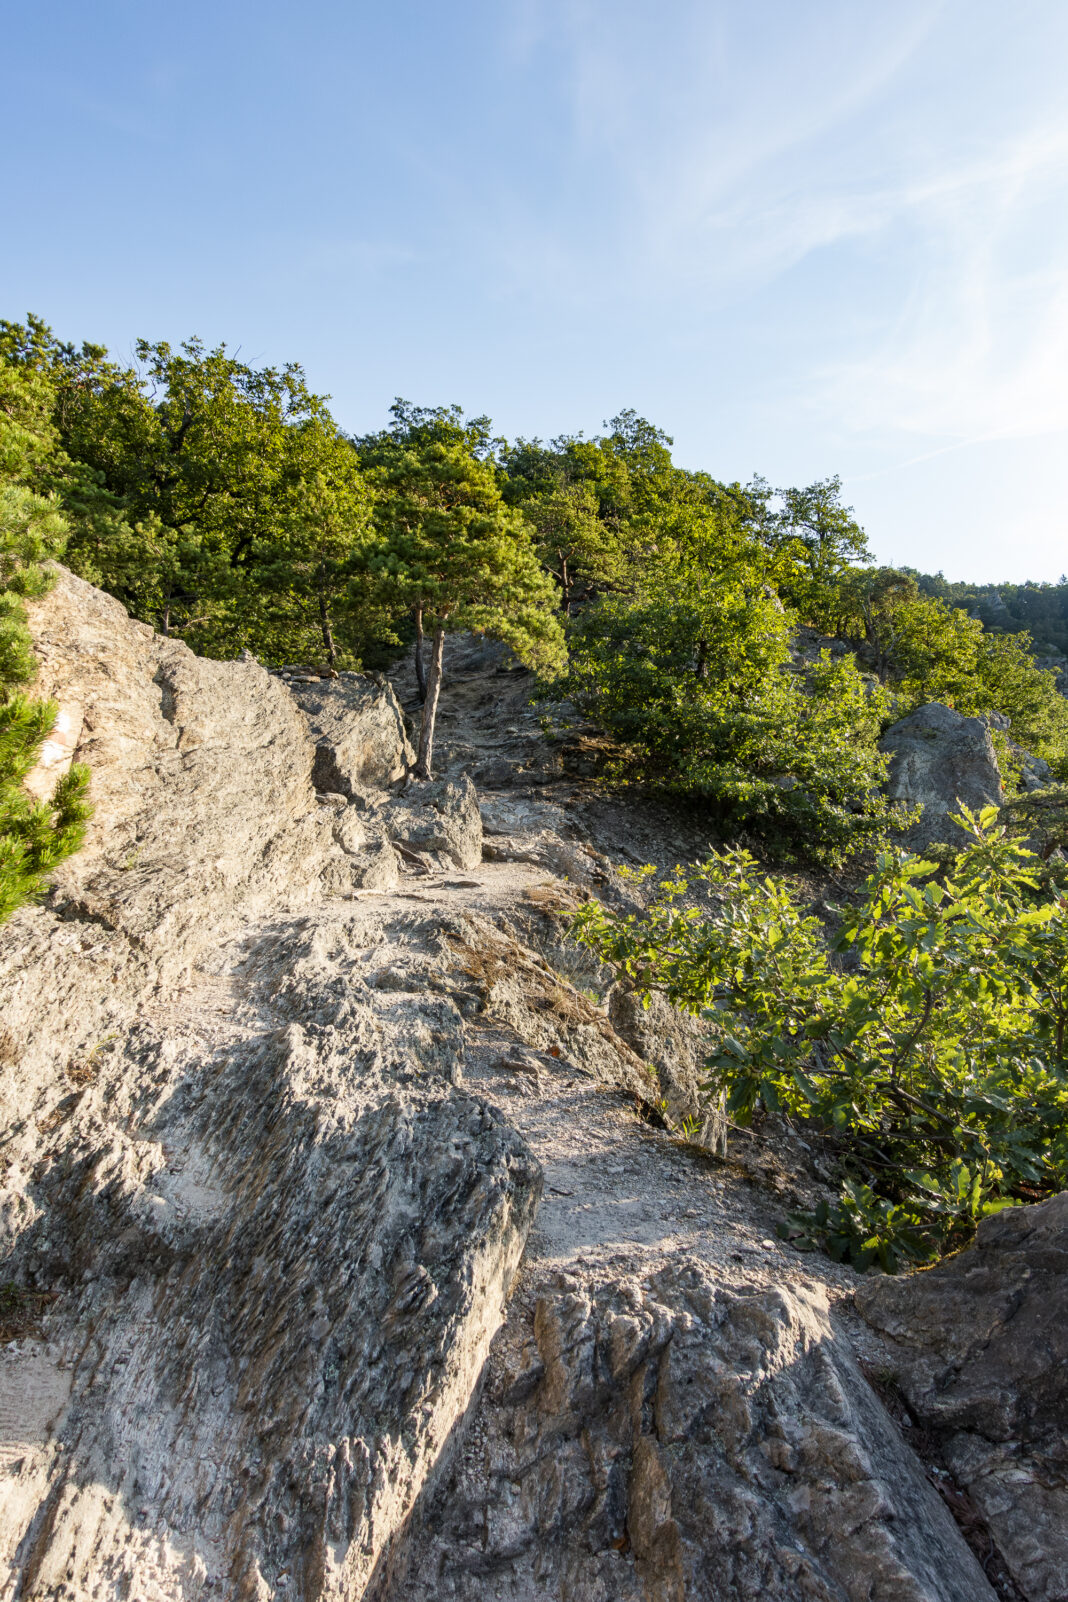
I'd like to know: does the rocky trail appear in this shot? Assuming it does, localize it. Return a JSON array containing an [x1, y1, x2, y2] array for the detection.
[[1, 576, 1064, 1602]]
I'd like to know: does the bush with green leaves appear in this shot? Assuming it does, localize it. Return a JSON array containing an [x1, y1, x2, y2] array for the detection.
[[572, 807, 1068, 1270], [564, 509, 896, 864], [0, 696, 91, 923]]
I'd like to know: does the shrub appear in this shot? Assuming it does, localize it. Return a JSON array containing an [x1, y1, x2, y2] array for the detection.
[[565, 579, 896, 864], [0, 695, 90, 922], [571, 807, 1068, 1270]]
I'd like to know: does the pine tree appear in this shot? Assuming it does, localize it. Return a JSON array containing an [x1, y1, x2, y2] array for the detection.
[[0, 357, 91, 924], [364, 438, 565, 779]]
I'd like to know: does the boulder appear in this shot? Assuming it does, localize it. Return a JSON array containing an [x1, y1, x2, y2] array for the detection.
[[394, 1265, 996, 1601], [288, 673, 414, 797], [880, 703, 1003, 848], [385, 775, 483, 871], [857, 1193, 1068, 1602], [325, 809, 401, 892], [607, 986, 706, 1126]]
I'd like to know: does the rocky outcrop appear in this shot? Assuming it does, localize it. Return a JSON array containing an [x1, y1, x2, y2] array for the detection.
[[288, 674, 414, 798], [384, 775, 482, 872], [0, 574, 536, 1599], [0, 574, 1031, 1602], [880, 703, 1003, 848], [2, 568, 370, 1098], [395, 1265, 995, 1601], [479, 793, 610, 884], [0, 911, 540, 1602], [857, 1194, 1068, 1602]]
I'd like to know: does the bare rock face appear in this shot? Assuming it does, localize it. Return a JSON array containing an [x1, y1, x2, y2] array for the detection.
[[0, 587, 1019, 1602], [384, 776, 482, 872], [857, 1194, 1068, 1602], [879, 703, 1003, 848], [478, 794, 609, 885], [394, 1264, 995, 1602], [1, 572, 541, 1600], [1, 911, 540, 1601], [1, 568, 362, 1100], [607, 988, 706, 1127], [288, 674, 414, 798]]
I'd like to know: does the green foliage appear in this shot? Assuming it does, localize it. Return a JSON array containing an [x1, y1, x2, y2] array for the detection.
[[234, 432, 379, 668], [0, 485, 68, 685], [0, 341, 70, 690], [5, 310, 1068, 868], [1000, 783, 1068, 873], [1, 317, 385, 665], [759, 475, 872, 616], [913, 569, 1068, 658], [0, 696, 91, 923], [360, 423, 564, 669], [514, 480, 615, 613], [358, 403, 565, 775], [563, 503, 895, 863], [822, 566, 1068, 774], [572, 807, 1068, 1269], [0, 352, 92, 924]]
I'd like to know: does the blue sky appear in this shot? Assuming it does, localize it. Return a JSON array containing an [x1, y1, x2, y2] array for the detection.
[[4, 0, 1067, 581]]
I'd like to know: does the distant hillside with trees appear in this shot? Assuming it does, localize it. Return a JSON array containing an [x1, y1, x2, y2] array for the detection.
[[909, 570, 1068, 659]]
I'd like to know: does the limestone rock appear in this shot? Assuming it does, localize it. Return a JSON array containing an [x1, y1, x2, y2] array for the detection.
[[607, 987, 706, 1126], [880, 703, 1003, 848], [394, 1264, 995, 1601], [0, 566, 430, 1153], [478, 795, 608, 884], [1010, 741, 1054, 792], [857, 1193, 1068, 1602], [0, 911, 540, 1602], [385, 775, 482, 871], [326, 810, 401, 893], [288, 674, 414, 797], [0, 570, 395, 1105]]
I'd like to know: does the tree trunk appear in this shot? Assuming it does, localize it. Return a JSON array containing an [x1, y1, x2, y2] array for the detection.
[[413, 625, 446, 780], [318, 594, 338, 669], [559, 554, 572, 616], [414, 606, 427, 702]]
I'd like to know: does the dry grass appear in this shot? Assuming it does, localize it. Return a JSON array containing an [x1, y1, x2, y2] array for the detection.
[[521, 883, 587, 914], [65, 1034, 116, 1087]]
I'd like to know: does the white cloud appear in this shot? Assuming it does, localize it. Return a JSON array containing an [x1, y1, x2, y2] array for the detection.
[[485, 1, 1068, 458], [815, 124, 1068, 444]]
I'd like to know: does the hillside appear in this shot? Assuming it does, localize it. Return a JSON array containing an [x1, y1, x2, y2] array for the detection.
[[1, 569, 1066, 1601]]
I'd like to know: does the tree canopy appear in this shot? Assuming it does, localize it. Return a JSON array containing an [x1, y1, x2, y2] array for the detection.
[[358, 411, 564, 776], [3, 309, 1065, 827]]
